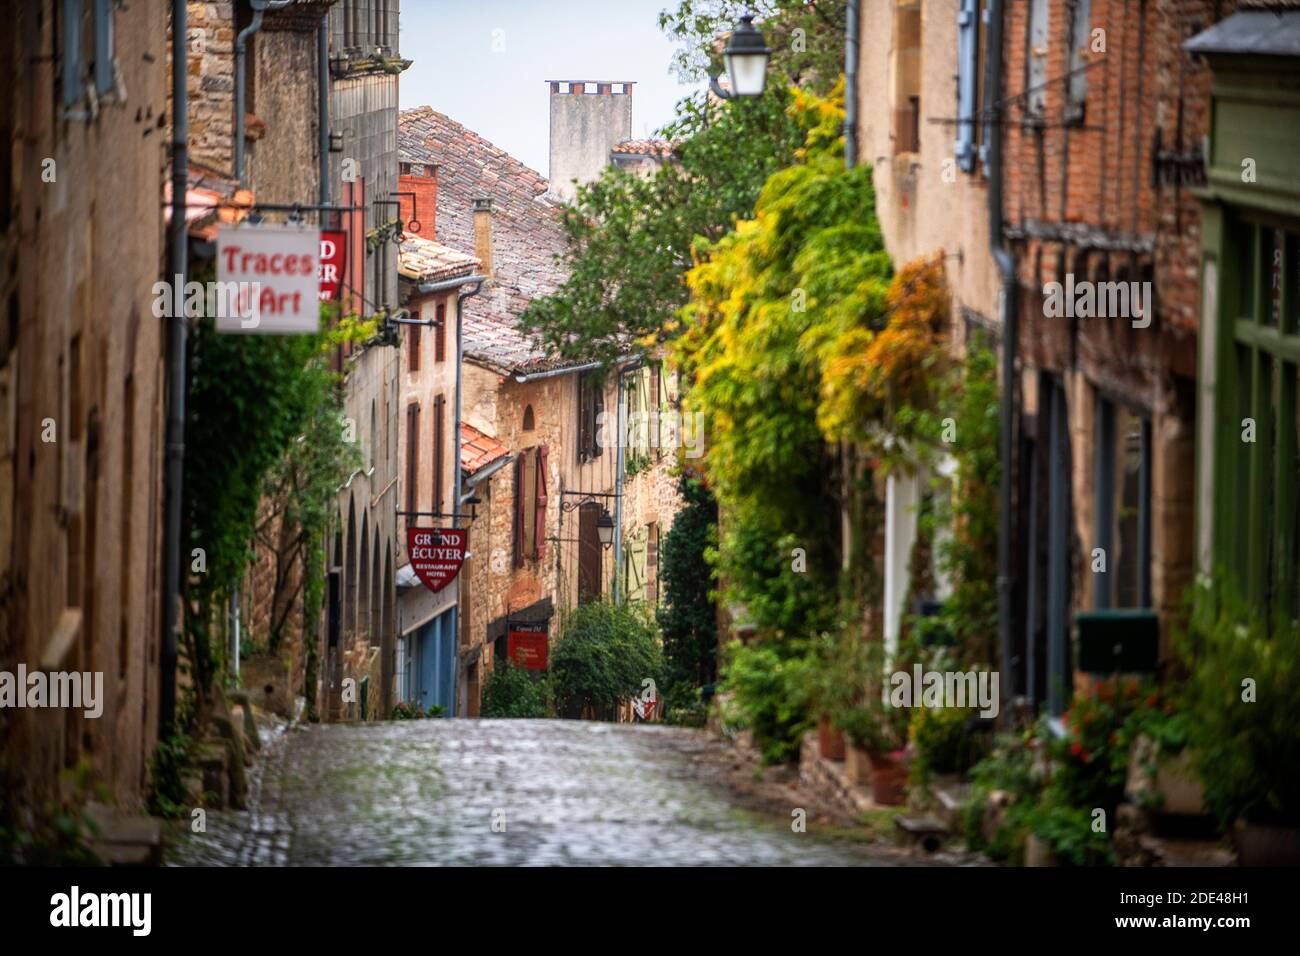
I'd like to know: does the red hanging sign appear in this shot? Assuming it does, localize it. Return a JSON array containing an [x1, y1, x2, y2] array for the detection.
[[507, 624, 549, 671], [407, 527, 467, 593], [318, 230, 347, 302]]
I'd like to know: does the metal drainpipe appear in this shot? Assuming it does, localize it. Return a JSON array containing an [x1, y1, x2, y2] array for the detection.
[[614, 368, 625, 605], [318, 14, 330, 206], [844, 0, 859, 170], [985, 0, 1018, 705], [454, 281, 484, 514], [843, 0, 860, 582], [235, 1, 293, 188], [161, 0, 189, 736]]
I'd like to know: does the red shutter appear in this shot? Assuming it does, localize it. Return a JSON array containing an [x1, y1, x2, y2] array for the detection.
[[432, 394, 444, 516], [435, 303, 446, 362], [409, 323, 421, 372], [513, 452, 525, 568], [534, 444, 549, 560]]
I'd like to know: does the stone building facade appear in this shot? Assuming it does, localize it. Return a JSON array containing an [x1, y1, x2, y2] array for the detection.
[[998, 0, 1221, 712], [318, 0, 408, 721], [393, 233, 481, 715], [1, 0, 170, 818], [855, 0, 1003, 658], [399, 94, 683, 717]]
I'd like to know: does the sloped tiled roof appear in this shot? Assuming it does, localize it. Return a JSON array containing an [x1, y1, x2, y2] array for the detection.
[[398, 106, 584, 375], [164, 161, 254, 240], [611, 138, 676, 159], [397, 232, 480, 284], [461, 423, 510, 477]]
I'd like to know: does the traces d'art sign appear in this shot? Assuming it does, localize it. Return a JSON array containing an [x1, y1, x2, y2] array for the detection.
[[407, 528, 467, 593]]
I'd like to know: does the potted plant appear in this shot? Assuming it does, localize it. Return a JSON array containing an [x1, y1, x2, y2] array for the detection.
[[1176, 582, 1300, 863], [863, 700, 912, 806], [837, 690, 911, 804], [806, 631, 859, 762]]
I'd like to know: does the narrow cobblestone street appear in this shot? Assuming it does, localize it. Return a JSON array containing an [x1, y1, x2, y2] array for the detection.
[[167, 720, 921, 866]]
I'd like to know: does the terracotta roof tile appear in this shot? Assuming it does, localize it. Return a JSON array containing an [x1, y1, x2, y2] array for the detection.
[[398, 106, 589, 374], [611, 138, 676, 159], [397, 232, 480, 283], [164, 161, 254, 240], [461, 422, 510, 476]]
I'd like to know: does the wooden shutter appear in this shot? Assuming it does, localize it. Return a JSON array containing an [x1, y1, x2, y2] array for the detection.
[[647, 522, 659, 605], [513, 451, 526, 567], [432, 394, 444, 516], [593, 379, 604, 458], [405, 403, 420, 514], [409, 322, 420, 372], [577, 375, 590, 462], [578, 502, 601, 604], [650, 364, 662, 455], [435, 303, 446, 362], [534, 444, 549, 559]]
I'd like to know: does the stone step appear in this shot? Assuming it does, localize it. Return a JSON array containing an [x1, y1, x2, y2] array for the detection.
[[84, 802, 162, 867], [895, 813, 949, 853], [933, 781, 972, 831]]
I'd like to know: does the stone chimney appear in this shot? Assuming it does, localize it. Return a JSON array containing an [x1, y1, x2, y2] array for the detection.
[[547, 81, 635, 202], [473, 198, 494, 277]]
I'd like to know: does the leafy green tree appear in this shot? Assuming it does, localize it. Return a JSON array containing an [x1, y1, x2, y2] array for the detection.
[[519, 90, 803, 369], [520, 3, 847, 369], [550, 601, 663, 720], [673, 87, 888, 639], [657, 471, 719, 686]]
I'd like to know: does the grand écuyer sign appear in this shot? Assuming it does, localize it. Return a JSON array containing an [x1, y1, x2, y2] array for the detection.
[[407, 527, 467, 593]]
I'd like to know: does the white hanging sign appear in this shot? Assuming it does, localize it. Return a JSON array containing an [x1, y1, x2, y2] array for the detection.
[[215, 224, 321, 334]]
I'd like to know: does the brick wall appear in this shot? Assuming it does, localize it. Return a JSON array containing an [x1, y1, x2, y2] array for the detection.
[[187, 0, 237, 175], [1000, 0, 1221, 653]]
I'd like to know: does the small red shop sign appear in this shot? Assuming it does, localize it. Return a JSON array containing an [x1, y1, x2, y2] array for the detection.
[[407, 527, 467, 593], [507, 622, 548, 671], [318, 230, 347, 302]]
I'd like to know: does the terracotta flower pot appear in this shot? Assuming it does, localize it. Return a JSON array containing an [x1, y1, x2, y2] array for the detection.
[[867, 750, 908, 806], [818, 717, 846, 761]]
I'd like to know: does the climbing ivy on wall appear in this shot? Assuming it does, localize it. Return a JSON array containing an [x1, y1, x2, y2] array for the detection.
[[181, 279, 366, 726], [671, 86, 964, 761]]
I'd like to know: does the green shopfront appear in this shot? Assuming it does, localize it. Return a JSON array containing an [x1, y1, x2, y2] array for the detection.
[[1189, 10, 1300, 615]]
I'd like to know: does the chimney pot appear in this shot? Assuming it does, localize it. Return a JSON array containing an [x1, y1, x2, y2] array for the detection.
[[473, 198, 494, 278]]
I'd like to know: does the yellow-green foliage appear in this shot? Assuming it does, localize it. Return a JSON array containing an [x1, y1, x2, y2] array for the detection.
[[671, 84, 951, 637]]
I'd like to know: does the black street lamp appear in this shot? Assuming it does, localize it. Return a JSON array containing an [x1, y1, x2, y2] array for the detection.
[[596, 509, 616, 550], [560, 491, 619, 551], [710, 14, 772, 100]]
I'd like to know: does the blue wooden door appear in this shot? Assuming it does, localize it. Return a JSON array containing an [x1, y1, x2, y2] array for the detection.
[[416, 609, 457, 716]]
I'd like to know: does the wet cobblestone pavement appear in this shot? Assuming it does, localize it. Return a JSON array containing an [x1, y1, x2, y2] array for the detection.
[[166, 719, 918, 866]]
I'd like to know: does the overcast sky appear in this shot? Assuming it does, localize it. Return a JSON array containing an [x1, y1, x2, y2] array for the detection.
[[399, 0, 703, 176]]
